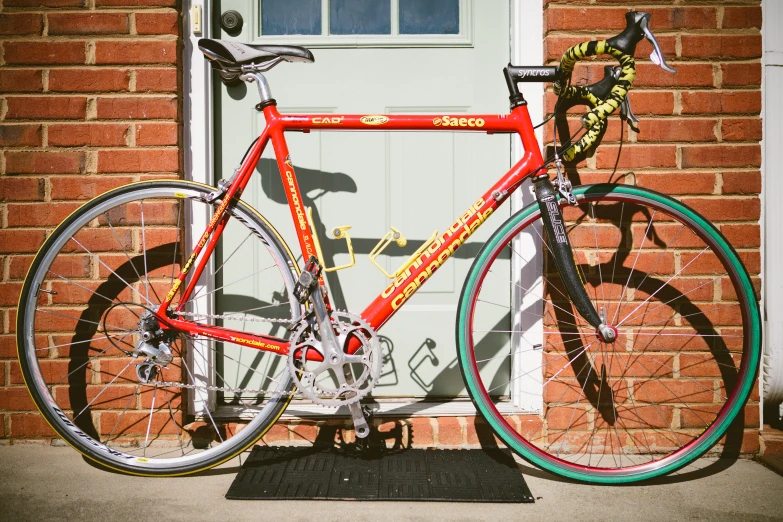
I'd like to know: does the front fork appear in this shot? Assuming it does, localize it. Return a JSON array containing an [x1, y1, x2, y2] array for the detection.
[[533, 176, 616, 341]]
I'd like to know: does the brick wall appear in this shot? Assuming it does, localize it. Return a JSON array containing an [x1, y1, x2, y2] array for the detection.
[[541, 0, 762, 455], [0, 0, 181, 438]]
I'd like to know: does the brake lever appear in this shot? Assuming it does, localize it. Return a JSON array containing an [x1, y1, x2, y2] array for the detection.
[[640, 17, 676, 73], [620, 97, 640, 133]]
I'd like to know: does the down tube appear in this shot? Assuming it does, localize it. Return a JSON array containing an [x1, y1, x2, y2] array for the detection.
[[360, 152, 538, 333]]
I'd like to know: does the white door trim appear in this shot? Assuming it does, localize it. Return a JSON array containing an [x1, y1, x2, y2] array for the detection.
[[181, 0, 544, 416]]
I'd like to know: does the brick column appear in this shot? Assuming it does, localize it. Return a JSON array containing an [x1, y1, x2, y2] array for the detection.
[[543, 0, 762, 454], [0, 0, 182, 438]]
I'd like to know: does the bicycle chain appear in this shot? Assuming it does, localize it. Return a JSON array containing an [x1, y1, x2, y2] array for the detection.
[[142, 380, 298, 397], [152, 309, 300, 396]]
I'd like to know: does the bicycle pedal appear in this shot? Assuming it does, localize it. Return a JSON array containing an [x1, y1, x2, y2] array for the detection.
[[293, 256, 322, 304]]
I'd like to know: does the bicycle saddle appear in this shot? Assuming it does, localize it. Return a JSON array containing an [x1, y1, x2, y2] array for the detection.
[[198, 38, 314, 68]]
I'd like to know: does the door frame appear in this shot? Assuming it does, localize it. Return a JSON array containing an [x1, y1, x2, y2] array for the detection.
[[181, 0, 545, 417]]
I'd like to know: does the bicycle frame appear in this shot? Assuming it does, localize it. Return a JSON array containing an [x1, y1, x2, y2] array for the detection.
[[157, 103, 546, 359]]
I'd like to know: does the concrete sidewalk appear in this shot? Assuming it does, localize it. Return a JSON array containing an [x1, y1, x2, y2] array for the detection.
[[1, 445, 782, 522]]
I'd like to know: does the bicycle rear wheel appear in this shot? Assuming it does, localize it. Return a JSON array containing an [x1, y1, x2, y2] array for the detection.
[[457, 184, 761, 483], [17, 180, 301, 476]]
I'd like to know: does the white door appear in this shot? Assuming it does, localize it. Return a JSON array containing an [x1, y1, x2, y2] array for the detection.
[[213, 0, 511, 398]]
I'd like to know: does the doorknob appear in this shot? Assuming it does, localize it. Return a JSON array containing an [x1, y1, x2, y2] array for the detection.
[[221, 10, 243, 34]]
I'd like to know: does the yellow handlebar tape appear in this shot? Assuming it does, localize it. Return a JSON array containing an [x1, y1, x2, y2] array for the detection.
[[553, 40, 636, 162]]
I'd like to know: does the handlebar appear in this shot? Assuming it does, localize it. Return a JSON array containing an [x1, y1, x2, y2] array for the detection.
[[504, 11, 676, 163]]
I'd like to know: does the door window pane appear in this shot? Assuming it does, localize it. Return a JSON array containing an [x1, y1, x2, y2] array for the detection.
[[261, 0, 322, 35], [399, 0, 459, 35], [330, 0, 391, 35]]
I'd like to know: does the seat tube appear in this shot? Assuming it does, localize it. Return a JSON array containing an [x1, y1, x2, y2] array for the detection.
[[265, 109, 318, 264]]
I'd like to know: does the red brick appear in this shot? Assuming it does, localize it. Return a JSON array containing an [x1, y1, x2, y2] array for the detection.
[[48, 13, 129, 35], [135, 68, 177, 92], [0, 125, 42, 147], [5, 97, 87, 120], [0, 388, 39, 411], [722, 6, 762, 30], [633, 63, 714, 88], [0, 336, 19, 358], [722, 171, 761, 195], [636, 119, 716, 142], [9, 414, 57, 437], [721, 63, 761, 87], [48, 123, 129, 147], [5, 151, 85, 174], [409, 417, 434, 448], [596, 144, 677, 169], [0, 282, 23, 306], [546, 7, 630, 31], [97, 149, 178, 173], [95, 41, 177, 65], [0, 13, 43, 35], [49, 69, 130, 93], [647, 7, 717, 30], [627, 91, 675, 115], [634, 172, 716, 195], [721, 118, 762, 142], [136, 12, 179, 35], [50, 176, 134, 200], [681, 35, 762, 60], [682, 197, 760, 222], [718, 429, 759, 455], [720, 224, 760, 248], [5, 0, 84, 6], [681, 91, 761, 115], [0, 230, 46, 253], [7, 202, 81, 227], [681, 145, 761, 168], [0, 69, 43, 93], [3, 42, 85, 65], [97, 97, 177, 119], [0, 178, 46, 202], [135, 122, 177, 145], [437, 417, 463, 445]]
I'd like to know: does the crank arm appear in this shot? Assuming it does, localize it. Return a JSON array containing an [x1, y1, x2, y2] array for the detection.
[[348, 402, 370, 439]]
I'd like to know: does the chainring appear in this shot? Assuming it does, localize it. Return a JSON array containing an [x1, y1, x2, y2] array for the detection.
[[287, 311, 381, 407]]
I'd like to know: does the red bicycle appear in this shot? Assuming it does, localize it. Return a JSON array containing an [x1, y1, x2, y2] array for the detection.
[[17, 12, 760, 483]]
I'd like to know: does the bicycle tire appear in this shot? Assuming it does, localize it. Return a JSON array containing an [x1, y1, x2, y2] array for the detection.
[[17, 180, 301, 476], [457, 183, 761, 483]]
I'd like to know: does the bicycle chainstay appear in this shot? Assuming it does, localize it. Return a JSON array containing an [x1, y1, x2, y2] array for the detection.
[[144, 309, 300, 397]]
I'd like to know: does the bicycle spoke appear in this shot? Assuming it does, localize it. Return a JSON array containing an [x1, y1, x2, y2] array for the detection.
[[611, 209, 657, 325], [617, 246, 710, 327], [182, 361, 224, 444], [73, 358, 136, 421], [70, 237, 156, 307]]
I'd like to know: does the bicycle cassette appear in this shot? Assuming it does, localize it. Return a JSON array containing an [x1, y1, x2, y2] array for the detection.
[[287, 311, 381, 407]]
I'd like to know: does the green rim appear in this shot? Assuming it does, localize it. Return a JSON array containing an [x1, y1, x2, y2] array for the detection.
[[457, 183, 761, 484]]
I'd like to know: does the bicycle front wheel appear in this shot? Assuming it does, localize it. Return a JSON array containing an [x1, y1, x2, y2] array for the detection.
[[457, 184, 761, 483], [17, 180, 301, 476]]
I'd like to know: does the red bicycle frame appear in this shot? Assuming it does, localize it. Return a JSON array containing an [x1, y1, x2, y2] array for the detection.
[[157, 104, 546, 359]]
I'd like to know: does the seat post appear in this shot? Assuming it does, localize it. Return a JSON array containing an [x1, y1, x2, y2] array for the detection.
[[240, 71, 274, 104]]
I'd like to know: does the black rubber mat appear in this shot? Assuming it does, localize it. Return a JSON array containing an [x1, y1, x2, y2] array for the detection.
[[226, 446, 534, 502]]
